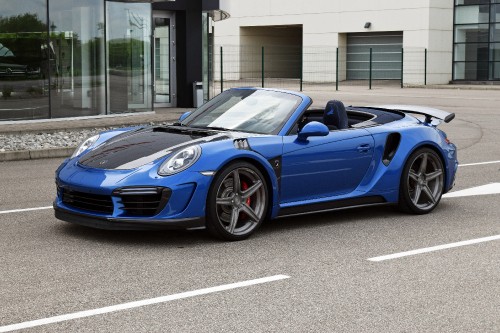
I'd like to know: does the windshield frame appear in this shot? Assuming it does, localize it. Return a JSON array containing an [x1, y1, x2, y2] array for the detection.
[[180, 88, 304, 135]]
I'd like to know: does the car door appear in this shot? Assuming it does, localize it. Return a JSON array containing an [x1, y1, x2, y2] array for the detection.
[[280, 128, 374, 204]]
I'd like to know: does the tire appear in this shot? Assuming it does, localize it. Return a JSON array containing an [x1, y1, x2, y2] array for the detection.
[[398, 148, 445, 214], [206, 161, 268, 241]]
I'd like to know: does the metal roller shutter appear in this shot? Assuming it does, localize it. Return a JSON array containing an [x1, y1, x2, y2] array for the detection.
[[347, 32, 403, 80]]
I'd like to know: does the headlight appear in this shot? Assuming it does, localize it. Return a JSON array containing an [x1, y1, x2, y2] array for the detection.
[[158, 145, 201, 176], [71, 135, 99, 158]]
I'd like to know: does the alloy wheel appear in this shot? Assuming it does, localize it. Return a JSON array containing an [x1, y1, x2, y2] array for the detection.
[[213, 166, 267, 237], [407, 151, 444, 211]]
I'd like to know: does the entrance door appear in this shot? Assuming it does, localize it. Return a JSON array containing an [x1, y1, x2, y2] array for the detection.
[[106, 1, 152, 113], [153, 12, 176, 107]]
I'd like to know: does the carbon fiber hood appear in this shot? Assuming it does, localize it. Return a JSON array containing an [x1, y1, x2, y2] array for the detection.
[[78, 127, 230, 170]]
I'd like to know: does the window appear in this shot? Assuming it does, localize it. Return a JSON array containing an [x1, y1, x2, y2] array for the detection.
[[0, 0, 49, 120], [48, 0, 105, 118], [454, 1, 500, 80]]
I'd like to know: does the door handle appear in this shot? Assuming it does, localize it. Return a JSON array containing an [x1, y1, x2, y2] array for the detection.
[[357, 144, 371, 153]]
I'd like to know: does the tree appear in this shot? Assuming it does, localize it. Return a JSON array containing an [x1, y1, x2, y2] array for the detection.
[[0, 13, 46, 33]]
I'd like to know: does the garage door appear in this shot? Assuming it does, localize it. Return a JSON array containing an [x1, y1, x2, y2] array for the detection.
[[346, 32, 403, 80]]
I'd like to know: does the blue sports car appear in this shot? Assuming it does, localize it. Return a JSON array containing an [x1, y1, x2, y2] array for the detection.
[[54, 88, 458, 240]]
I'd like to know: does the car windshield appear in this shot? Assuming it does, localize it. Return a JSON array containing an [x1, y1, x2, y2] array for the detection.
[[181, 89, 302, 135]]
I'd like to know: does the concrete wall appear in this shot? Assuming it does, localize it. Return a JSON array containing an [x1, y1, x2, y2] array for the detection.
[[240, 26, 301, 79], [215, 0, 454, 84]]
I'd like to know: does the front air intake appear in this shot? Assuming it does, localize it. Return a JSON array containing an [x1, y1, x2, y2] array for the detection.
[[61, 189, 113, 214], [113, 187, 171, 217]]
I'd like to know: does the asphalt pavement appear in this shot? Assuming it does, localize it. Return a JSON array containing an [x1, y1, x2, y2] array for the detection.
[[0, 85, 499, 332]]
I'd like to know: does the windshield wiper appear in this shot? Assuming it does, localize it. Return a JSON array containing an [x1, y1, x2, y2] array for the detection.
[[206, 126, 233, 131], [190, 125, 233, 132]]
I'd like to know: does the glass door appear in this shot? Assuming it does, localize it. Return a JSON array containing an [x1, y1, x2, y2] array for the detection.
[[106, 1, 152, 113], [153, 12, 176, 107]]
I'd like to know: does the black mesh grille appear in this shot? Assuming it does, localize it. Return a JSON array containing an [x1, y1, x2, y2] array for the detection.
[[62, 189, 113, 214], [60, 186, 171, 217], [113, 187, 171, 217]]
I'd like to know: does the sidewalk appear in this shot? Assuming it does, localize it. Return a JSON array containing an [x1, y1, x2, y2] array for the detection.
[[0, 108, 189, 162], [0, 108, 187, 134]]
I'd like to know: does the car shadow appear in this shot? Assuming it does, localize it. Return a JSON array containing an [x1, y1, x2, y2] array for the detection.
[[258, 205, 397, 235], [53, 205, 398, 246], [54, 222, 213, 247]]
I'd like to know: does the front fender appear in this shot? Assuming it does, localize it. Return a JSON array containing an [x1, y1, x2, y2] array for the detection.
[[194, 137, 283, 218]]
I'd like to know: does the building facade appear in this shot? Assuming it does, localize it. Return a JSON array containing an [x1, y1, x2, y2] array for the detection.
[[213, 0, 500, 86], [0, 0, 228, 121], [454, 0, 500, 81]]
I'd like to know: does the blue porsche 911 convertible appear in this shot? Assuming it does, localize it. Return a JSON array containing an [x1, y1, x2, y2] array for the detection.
[[54, 87, 458, 240]]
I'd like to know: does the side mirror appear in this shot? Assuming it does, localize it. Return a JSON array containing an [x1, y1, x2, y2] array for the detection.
[[297, 121, 329, 141], [178, 111, 192, 122]]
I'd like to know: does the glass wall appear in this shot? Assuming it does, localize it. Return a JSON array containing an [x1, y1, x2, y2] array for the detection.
[[0, 0, 155, 121], [202, 12, 210, 102], [106, 2, 152, 113], [153, 14, 174, 106], [454, 0, 500, 80], [49, 0, 105, 117], [0, 0, 209, 120], [0, 0, 50, 120]]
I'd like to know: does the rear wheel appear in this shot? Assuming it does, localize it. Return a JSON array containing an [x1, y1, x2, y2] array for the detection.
[[206, 162, 268, 241], [398, 148, 444, 214]]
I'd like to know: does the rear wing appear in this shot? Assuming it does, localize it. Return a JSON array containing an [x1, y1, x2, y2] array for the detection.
[[371, 105, 455, 124]]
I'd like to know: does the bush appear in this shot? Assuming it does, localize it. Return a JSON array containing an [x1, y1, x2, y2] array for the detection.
[[2, 85, 14, 98]]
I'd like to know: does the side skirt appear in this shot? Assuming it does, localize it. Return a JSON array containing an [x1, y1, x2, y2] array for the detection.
[[277, 196, 388, 218]]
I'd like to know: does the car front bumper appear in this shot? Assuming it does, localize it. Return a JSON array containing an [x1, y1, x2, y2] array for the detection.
[[54, 204, 205, 230]]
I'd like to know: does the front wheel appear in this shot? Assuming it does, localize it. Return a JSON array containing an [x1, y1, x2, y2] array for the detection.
[[398, 148, 444, 214], [206, 162, 268, 241]]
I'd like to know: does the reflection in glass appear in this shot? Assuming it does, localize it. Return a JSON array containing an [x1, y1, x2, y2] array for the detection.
[[491, 43, 500, 62], [492, 4, 500, 23], [0, 0, 49, 120], [202, 12, 209, 102], [49, 0, 105, 117], [455, 0, 489, 5], [454, 24, 488, 43], [107, 2, 152, 113], [154, 17, 170, 104], [455, 5, 490, 24], [490, 62, 500, 79], [454, 62, 466, 79], [454, 61, 489, 80], [454, 43, 489, 62], [454, 3, 500, 80], [492, 23, 500, 42]]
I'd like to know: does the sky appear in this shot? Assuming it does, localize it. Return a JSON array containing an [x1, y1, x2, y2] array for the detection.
[[0, 0, 47, 19]]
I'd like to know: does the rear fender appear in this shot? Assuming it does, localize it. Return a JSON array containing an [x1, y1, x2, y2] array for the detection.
[[361, 124, 453, 202]]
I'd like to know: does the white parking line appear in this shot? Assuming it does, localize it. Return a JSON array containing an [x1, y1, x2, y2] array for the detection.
[[443, 183, 500, 198], [368, 235, 500, 262], [0, 206, 53, 215], [459, 160, 500, 167], [0, 275, 290, 333]]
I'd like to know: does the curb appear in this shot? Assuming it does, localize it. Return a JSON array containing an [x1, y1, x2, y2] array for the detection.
[[405, 84, 500, 90], [0, 147, 74, 162]]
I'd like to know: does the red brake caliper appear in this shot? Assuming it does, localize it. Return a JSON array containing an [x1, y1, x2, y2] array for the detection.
[[239, 181, 252, 220], [241, 181, 251, 205]]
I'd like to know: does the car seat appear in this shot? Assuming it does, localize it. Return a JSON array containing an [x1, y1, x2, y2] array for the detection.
[[323, 100, 348, 130]]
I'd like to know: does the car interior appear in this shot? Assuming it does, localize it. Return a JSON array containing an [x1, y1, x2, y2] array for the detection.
[[290, 100, 380, 135]]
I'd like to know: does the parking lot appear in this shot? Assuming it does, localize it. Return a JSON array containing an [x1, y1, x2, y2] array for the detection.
[[1, 86, 499, 332]]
